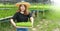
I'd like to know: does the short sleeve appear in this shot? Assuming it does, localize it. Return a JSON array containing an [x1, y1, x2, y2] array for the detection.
[[28, 13, 32, 18], [12, 12, 18, 20]]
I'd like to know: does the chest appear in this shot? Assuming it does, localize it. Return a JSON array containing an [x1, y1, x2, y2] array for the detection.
[[17, 14, 29, 19]]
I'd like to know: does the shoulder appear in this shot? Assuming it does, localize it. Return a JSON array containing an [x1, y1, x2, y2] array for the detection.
[[28, 12, 32, 16], [14, 12, 20, 15], [16, 12, 20, 14], [29, 12, 32, 15]]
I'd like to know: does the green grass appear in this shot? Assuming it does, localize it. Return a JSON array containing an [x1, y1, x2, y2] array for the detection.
[[16, 22, 32, 27], [0, 22, 15, 31], [0, 5, 43, 18], [0, 4, 60, 31], [0, 4, 51, 18]]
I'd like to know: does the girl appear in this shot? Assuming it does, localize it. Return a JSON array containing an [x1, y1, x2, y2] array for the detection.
[[10, 2, 34, 31]]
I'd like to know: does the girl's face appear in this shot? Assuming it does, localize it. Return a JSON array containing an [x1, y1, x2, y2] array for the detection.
[[20, 5, 26, 12]]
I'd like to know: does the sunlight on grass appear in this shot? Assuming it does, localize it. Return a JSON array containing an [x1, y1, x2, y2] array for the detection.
[[0, 4, 60, 31]]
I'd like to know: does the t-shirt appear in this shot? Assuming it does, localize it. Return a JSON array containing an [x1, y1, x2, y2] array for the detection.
[[12, 12, 32, 22]]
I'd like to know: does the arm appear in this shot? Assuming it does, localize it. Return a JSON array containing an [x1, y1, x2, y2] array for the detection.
[[10, 19, 16, 27], [10, 19, 22, 28], [30, 17, 34, 26]]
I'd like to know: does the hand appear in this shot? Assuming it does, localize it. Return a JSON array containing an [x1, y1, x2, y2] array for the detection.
[[16, 26, 21, 28], [30, 22, 33, 27], [13, 25, 16, 28]]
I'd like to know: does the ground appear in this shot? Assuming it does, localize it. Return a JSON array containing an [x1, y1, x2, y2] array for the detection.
[[0, 4, 60, 31]]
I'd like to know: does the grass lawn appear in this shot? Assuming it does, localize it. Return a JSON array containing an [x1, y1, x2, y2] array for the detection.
[[16, 22, 32, 27], [0, 4, 60, 31]]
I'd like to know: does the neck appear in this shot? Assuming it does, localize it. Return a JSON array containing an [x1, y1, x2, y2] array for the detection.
[[20, 11, 24, 14]]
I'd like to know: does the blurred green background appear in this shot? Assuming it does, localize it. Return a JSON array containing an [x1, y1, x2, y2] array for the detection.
[[0, 0, 60, 31]]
